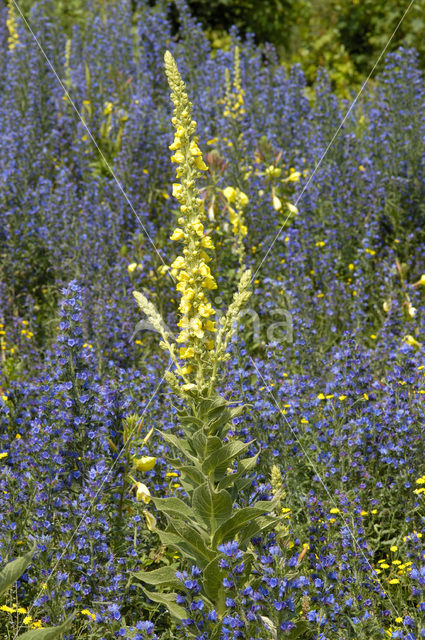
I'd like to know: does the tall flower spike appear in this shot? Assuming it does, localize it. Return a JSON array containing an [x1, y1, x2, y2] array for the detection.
[[164, 51, 217, 390]]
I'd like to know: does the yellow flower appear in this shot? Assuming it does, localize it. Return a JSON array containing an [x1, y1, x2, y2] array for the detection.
[[223, 186, 237, 202], [170, 228, 185, 241], [179, 299, 191, 314], [192, 220, 204, 236], [191, 318, 204, 338], [198, 303, 215, 317], [199, 263, 211, 277], [176, 330, 189, 343], [195, 156, 208, 171], [390, 546, 398, 552], [238, 191, 249, 207], [171, 256, 185, 270], [136, 482, 151, 503], [189, 140, 202, 156], [201, 236, 214, 249], [0, 452, 8, 459], [133, 456, 156, 472], [202, 276, 217, 290], [204, 320, 216, 332], [172, 183, 184, 200], [171, 150, 185, 163], [180, 347, 195, 359], [127, 263, 138, 273]]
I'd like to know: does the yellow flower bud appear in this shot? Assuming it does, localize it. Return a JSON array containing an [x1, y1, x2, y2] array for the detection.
[[144, 510, 157, 531]]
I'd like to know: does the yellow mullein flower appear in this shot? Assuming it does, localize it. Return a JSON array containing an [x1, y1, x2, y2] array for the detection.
[[201, 236, 214, 249], [171, 256, 186, 270], [171, 151, 185, 163], [180, 347, 195, 359], [170, 228, 185, 241], [198, 303, 215, 317]]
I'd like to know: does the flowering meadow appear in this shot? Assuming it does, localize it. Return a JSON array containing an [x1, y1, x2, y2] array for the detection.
[[1, 1, 425, 639]]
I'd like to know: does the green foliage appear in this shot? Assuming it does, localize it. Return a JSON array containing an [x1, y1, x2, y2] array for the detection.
[[0, 546, 73, 638], [133, 395, 282, 624]]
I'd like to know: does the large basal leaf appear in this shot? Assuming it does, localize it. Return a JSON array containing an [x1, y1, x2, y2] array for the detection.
[[192, 482, 232, 533], [132, 565, 181, 589], [142, 588, 187, 620], [202, 440, 253, 476], [16, 615, 74, 640], [0, 545, 36, 598]]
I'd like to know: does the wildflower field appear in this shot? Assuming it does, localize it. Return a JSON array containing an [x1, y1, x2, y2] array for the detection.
[[1, 1, 425, 639]]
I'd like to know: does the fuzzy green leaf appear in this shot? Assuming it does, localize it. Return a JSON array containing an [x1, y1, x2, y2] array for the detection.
[[16, 615, 74, 640], [132, 565, 181, 589], [157, 526, 213, 568], [142, 588, 187, 620], [202, 440, 253, 476], [238, 515, 281, 548], [150, 496, 196, 522], [160, 432, 198, 465], [0, 545, 36, 598], [178, 465, 205, 486], [212, 505, 274, 547], [192, 483, 232, 533], [286, 620, 309, 638], [202, 557, 225, 603], [217, 453, 259, 490]]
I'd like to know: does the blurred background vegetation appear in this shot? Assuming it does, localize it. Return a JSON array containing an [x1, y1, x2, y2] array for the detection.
[[4, 0, 425, 95]]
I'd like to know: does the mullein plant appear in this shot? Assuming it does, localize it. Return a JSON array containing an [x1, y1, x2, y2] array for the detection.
[[132, 52, 288, 635]]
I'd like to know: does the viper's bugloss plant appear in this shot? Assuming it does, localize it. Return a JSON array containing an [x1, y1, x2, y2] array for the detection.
[[131, 51, 300, 636]]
